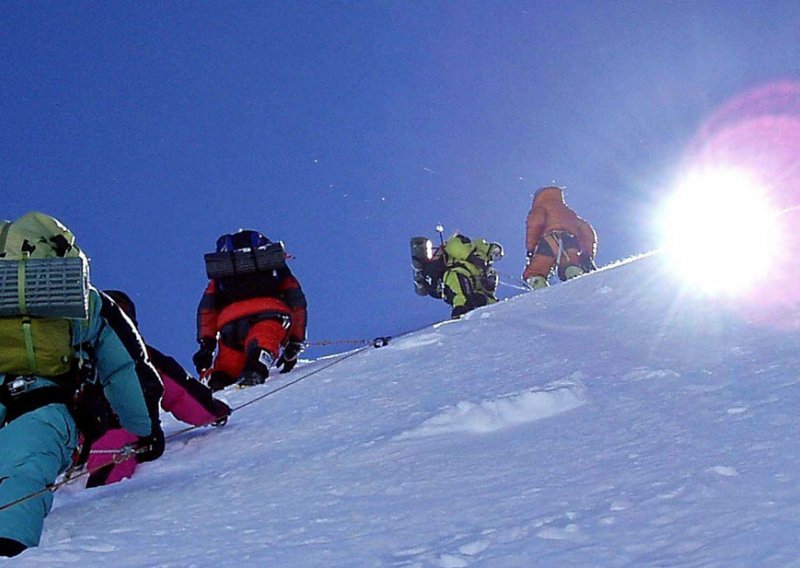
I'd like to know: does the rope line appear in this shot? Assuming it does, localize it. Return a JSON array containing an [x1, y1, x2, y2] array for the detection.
[[0, 254, 597, 515], [230, 345, 372, 414], [0, 251, 639, 512], [498, 278, 530, 292], [306, 336, 392, 348], [306, 338, 372, 346], [163, 343, 376, 440], [0, 445, 150, 514], [0, 263, 591, 514], [0, 310, 477, 514], [0, 335, 396, 513], [494, 270, 532, 293]]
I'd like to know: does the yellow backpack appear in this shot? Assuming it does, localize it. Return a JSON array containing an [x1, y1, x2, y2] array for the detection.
[[0, 212, 89, 377]]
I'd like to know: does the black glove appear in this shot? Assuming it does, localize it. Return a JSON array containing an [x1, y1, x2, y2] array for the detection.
[[192, 337, 216, 373], [275, 341, 305, 374], [136, 426, 165, 463]]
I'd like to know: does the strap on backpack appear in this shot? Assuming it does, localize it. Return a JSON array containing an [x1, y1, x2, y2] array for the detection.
[[13, 256, 38, 374], [0, 222, 10, 255], [21, 319, 37, 375]]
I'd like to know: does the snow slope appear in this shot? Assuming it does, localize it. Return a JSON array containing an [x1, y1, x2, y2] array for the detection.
[[9, 252, 800, 567]]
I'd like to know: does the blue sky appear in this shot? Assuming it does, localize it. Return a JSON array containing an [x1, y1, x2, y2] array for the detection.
[[3, 1, 800, 364]]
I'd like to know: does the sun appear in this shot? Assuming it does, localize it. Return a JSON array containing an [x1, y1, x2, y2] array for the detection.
[[656, 168, 779, 296]]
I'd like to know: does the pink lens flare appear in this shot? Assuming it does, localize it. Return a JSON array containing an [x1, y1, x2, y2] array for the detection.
[[682, 81, 800, 328]]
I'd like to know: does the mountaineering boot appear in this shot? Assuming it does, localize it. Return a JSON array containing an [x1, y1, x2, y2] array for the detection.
[[450, 305, 470, 319], [238, 348, 274, 387], [525, 275, 548, 290], [209, 399, 231, 427], [207, 371, 236, 392], [564, 265, 586, 280]]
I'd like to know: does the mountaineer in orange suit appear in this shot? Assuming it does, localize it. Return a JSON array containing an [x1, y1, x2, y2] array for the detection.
[[522, 186, 598, 289], [193, 230, 308, 391]]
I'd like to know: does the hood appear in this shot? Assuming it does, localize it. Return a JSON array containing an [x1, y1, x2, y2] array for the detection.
[[532, 186, 566, 206]]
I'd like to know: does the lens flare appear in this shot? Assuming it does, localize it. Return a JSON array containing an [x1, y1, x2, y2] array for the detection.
[[661, 80, 800, 327], [658, 168, 778, 296]]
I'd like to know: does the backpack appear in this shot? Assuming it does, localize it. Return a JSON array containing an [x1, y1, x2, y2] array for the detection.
[[410, 237, 446, 298], [205, 230, 287, 279], [0, 212, 89, 377]]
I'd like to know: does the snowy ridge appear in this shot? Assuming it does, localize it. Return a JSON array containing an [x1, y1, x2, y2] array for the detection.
[[11, 251, 800, 567]]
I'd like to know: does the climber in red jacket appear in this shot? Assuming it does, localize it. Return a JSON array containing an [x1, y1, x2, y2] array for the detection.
[[193, 230, 308, 391]]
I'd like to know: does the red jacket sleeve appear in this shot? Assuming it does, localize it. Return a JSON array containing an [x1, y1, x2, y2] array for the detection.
[[277, 271, 308, 343], [196, 280, 219, 342]]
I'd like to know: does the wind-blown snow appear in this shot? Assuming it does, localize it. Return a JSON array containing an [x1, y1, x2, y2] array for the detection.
[[396, 375, 587, 439], [8, 252, 800, 566]]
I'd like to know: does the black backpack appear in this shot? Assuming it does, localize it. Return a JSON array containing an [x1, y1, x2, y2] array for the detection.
[[205, 230, 287, 280], [206, 230, 292, 306]]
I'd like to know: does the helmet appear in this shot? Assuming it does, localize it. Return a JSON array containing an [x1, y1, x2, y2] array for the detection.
[[104, 289, 137, 326], [216, 230, 271, 253], [487, 242, 504, 262]]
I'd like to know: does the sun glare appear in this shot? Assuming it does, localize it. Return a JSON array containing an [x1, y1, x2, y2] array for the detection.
[[658, 168, 778, 296]]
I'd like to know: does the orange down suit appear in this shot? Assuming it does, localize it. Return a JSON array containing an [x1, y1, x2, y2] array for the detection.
[[522, 186, 597, 282], [196, 268, 307, 381]]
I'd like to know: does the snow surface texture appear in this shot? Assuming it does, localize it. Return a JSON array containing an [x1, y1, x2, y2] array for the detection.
[[8, 252, 800, 566]]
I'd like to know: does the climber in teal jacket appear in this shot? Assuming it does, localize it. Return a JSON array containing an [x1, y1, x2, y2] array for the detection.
[[0, 212, 162, 557]]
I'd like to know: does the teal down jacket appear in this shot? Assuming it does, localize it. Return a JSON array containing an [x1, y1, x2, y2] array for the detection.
[[0, 288, 158, 548]]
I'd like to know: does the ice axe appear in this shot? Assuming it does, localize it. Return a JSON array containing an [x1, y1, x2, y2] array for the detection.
[[435, 223, 445, 248]]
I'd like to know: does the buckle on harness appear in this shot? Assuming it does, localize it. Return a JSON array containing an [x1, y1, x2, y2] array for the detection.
[[5, 376, 36, 397]]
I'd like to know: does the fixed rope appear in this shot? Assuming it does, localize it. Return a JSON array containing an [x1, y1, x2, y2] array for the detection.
[[306, 336, 392, 348], [0, 335, 395, 514], [164, 340, 381, 439], [0, 444, 151, 514], [0, 311, 485, 514], [495, 270, 532, 293]]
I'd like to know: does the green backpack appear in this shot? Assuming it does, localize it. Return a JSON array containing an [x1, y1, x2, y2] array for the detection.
[[0, 212, 89, 377]]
